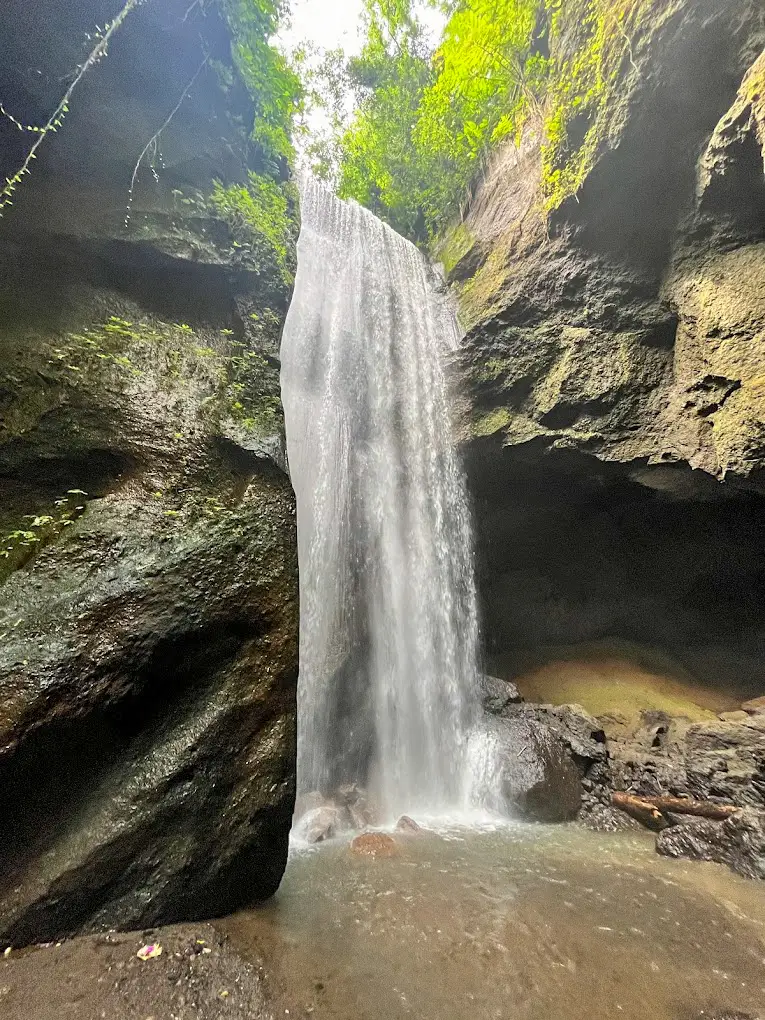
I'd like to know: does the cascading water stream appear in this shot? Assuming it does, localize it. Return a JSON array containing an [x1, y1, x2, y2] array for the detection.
[[281, 177, 483, 823]]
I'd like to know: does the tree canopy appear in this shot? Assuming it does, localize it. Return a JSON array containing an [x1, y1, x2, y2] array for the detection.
[[292, 0, 652, 245], [322, 0, 550, 242]]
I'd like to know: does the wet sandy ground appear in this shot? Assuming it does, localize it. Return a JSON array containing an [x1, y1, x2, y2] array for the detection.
[[220, 823, 765, 1020], [0, 923, 273, 1020]]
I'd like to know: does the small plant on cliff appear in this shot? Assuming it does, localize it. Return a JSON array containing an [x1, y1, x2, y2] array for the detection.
[[223, 340, 282, 435], [209, 173, 296, 282], [0, 492, 88, 580], [220, 0, 303, 170], [540, 0, 646, 210]]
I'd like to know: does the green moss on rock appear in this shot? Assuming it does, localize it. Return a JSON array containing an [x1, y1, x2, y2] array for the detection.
[[541, 0, 674, 210], [472, 407, 512, 437]]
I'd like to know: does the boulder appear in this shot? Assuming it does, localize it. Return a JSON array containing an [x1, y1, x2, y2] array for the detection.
[[656, 810, 765, 880], [293, 791, 329, 820], [599, 707, 765, 817], [683, 715, 765, 807], [479, 674, 523, 715], [472, 701, 607, 822], [0, 0, 298, 946], [395, 815, 422, 833], [719, 711, 752, 723], [347, 797, 379, 830], [295, 807, 348, 845], [477, 714, 580, 822]]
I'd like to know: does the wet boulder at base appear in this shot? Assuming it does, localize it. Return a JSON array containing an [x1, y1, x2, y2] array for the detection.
[[294, 806, 348, 844], [656, 810, 765, 881], [481, 700, 607, 822], [0, 0, 298, 944]]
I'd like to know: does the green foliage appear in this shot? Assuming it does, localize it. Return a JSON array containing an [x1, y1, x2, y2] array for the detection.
[[335, 0, 548, 240], [0, 491, 88, 580], [323, 0, 654, 237], [45, 314, 281, 437], [292, 46, 353, 183], [337, 0, 434, 238], [44, 316, 211, 384], [225, 340, 283, 435], [220, 0, 303, 169], [412, 0, 544, 227], [208, 172, 297, 283]]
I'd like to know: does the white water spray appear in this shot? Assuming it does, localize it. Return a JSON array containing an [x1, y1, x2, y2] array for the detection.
[[281, 178, 482, 822]]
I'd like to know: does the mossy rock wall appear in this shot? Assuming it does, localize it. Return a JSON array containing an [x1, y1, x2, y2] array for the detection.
[[0, 0, 298, 944], [449, 0, 765, 709]]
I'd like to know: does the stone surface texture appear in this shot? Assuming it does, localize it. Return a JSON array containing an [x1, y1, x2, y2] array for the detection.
[[0, 0, 298, 944], [451, 0, 765, 700]]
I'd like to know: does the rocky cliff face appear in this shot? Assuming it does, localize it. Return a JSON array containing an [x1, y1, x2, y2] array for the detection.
[[448, 0, 765, 711], [0, 0, 298, 944]]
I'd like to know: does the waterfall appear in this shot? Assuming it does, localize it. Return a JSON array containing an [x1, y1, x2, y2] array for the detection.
[[281, 178, 481, 822]]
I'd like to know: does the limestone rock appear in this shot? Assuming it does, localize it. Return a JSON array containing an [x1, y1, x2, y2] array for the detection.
[[296, 807, 347, 845], [454, 0, 765, 707], [479, 674, 523, 714], [294, 792, 329, 820], [480, 714, 576, 822], [475, 700, 606, 822]]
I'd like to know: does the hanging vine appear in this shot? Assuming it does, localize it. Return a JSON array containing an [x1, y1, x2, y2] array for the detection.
[[0, 0, 147, 216], [124, 55, 209, 227]]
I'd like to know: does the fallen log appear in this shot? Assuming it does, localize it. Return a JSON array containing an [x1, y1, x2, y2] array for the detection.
[[643, 795, 739, 820], [611, 793, 668, 831], [611, 791, 738, 830]]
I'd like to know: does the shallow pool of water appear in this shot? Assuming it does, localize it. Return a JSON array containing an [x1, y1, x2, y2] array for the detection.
[[220, 823, 765, 1020]]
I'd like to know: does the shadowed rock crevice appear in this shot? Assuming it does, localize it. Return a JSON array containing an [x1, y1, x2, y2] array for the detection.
[[471, 446, 765, 701], [564, 4, 758, 275]]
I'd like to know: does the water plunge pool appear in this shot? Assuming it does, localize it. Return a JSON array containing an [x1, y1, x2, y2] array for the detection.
[[220, 824, 765, 1020]]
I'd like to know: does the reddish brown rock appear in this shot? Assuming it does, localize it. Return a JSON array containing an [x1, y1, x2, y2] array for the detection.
[[350, 833, 398, 858]]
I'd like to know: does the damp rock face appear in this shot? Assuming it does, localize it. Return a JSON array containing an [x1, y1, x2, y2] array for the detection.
[[485, 714, 584, 822], [656, 810, 765, 881], [480, 699, 607, 823], [600, 709, 765, 814], [294, 807, 346, 844], [451, 0, 765, 705], [0, 0, 298, 944]]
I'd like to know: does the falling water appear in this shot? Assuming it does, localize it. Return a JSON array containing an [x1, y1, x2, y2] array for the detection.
[[281, 178, 481, 822]]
